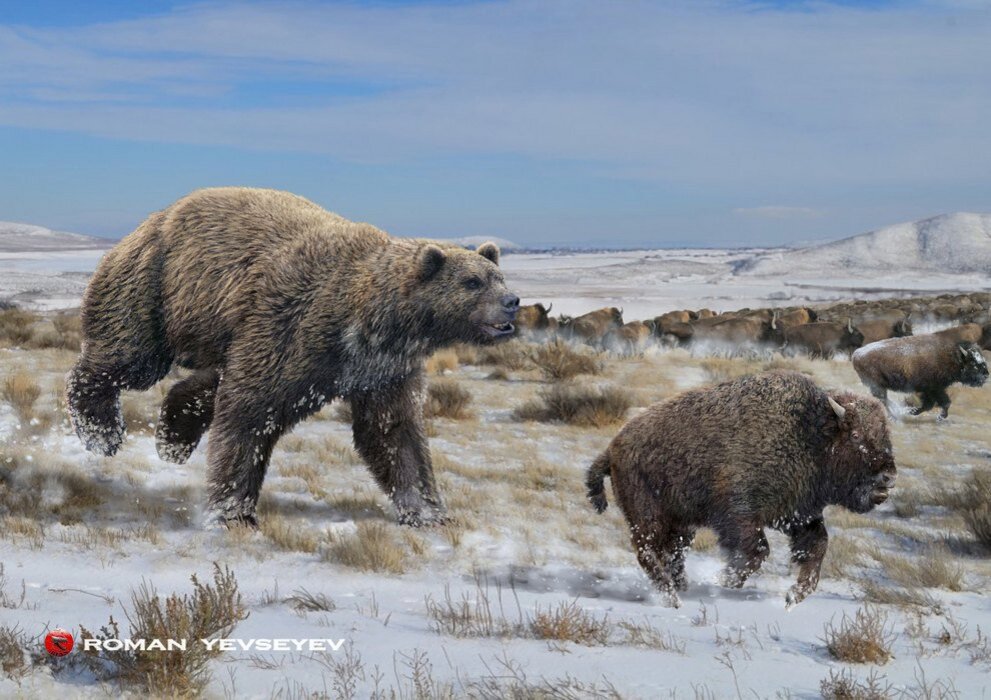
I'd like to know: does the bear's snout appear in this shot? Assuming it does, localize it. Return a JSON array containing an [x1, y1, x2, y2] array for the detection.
[[502, 294, 521, 316]]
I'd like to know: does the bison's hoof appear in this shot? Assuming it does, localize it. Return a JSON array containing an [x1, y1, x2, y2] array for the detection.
[[661, 592, 682, 608], [72, 413, 126, 457]]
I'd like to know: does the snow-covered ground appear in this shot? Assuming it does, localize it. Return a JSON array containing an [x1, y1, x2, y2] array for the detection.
[[2, 340, 990, 697]]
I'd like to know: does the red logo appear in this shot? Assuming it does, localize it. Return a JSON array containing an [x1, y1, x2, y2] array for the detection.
[[44, 629, 74, 656]]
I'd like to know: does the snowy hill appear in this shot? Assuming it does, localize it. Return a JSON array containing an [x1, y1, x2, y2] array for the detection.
[[438, 235, 521, 251], [0, 221, 113, 252], [741, 212, 991, 276]]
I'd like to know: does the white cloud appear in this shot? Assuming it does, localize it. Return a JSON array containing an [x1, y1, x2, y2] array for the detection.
[[0, 0, 989, 188]]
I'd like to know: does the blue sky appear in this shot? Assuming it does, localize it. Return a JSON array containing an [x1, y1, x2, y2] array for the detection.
[[0, 0, 988, 248]]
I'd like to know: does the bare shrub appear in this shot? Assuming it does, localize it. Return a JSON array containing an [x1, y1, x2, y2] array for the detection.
[[451, 343, 479, 365], [333, 401, 352, 423], [425, 582, 522, 639], [486, 367, 510, 381], [0, 452, 104, 525], [528, 600, 611, 646], [819, 668, 892, 700], [0, 624, 28, 679], [513, 384, 632, 427], [78, 563, 248, 697], [260, 516, 320, 554], [858, 580, 944, 614], [822, 605, 896, 664], [425, 379, 473, 419], [2, 373, 41, 425], [529, 339, 601, 381], [324, 522, 407, 574], [52, 312, 82, 351]]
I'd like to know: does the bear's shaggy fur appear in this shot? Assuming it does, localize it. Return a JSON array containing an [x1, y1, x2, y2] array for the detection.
[[67, 187, 519, 527], [586, 371, 896, 609]]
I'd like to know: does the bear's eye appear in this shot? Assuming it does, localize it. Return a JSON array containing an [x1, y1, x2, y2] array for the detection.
[[463, 276, 483, 290]]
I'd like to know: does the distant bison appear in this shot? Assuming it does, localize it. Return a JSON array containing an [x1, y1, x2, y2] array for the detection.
[[567, 307, 624, 346], [605, 320, 653, 356], [782, 319, 864, 358], [855, 314, 913, 345], [514, 303, 554, 338], [586, 371, 895, 608], [691, 314, 775, 350], [853, 330, 989, 420]]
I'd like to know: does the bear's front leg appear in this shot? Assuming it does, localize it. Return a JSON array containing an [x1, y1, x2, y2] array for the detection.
[[350, 371, 447, 527], [204, 386, 284, 528]]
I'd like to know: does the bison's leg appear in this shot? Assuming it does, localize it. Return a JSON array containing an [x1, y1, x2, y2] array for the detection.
[[719, 523, 770, 588], [933, 387, 952, 420], [784, 518, 828, 609], [67, 349, 171, 457], [350, 371, 446, 527], [867, 384, 890, 413], [908, 390, 937, 416], [155, 369, 220, 464], [629, 521, 682, 607]]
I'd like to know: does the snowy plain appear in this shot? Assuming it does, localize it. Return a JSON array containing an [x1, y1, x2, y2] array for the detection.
[[1, 219, 991, 698]]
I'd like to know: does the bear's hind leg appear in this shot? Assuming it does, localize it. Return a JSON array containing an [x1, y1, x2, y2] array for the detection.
[[156, 369, 220, 463], [67, 351, 170, 456]]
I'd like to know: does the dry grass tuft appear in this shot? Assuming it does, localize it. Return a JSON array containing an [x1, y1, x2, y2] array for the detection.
[[528, 339, 601, 381], [858, 580, 944, 614], [822, 604, 896, 664], [478, 340, 532, 370], [941, 469, 991, 549], [692, 528, 719, 553], [425, 349, 459, 375], [513, 383, 632, 427], [0, 308, 37, 347], [2, 373, 42, 426], [529, 600, 611, 646], [285, 588, 336, 612], [874, 546, 965, 592], [425, 379, 473, 419], [323, 522, 408, 574], [260, 515, 320, 554], [616, 618, 686, 653], [78, 563, 248, 697]]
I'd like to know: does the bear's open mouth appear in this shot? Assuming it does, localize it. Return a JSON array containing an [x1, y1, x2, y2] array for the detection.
[[481, 322, 515, 337]]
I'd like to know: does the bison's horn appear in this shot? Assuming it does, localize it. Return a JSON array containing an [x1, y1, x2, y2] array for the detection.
[[959, 344, 969, 360], [828, 396, 846, 421], [847, 318, 854, 332], [771, 310, 779, 330], [546, 302, 552, 314]]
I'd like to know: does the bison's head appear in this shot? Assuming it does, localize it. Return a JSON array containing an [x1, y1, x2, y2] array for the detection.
[[957, 343, 989, 388], [826, 392, 897, 513]]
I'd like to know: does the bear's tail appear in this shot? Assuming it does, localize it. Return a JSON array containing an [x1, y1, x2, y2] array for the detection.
[[585, 452, 612, 514]]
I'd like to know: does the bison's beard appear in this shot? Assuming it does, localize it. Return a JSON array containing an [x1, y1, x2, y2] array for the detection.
[[842, 480, 890, 514]]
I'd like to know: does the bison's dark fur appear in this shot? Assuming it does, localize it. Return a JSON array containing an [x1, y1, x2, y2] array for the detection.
[[781, 319, 864, 358], [586, 371, 895, 608], [852, 329, 989, 420]]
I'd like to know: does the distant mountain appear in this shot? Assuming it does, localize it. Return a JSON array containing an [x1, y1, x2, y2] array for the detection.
[[741, 213, 991, 276], [438, 235, 521, 251], [0, 221, 113, 253]]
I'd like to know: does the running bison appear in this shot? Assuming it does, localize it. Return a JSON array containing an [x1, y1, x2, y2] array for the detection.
[[67, 187, 519, 527], [586, 371, 895, 608], [852, 329, 989, 420]]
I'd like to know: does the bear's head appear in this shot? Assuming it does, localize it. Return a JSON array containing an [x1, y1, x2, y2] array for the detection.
[[411, 241, 519, 346]]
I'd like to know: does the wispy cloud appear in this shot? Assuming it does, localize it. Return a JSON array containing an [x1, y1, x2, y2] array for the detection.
[[733, 206, 824, 220], [0, 0, 989, 185]]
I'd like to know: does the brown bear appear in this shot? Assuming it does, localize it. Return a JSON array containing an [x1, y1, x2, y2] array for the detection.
[[67, 187, 519, 527]]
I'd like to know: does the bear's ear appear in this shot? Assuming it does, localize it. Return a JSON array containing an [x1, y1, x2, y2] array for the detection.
[[476, 242, 500, 266], [416, 244, 447, 281]]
